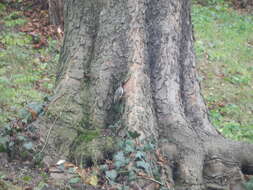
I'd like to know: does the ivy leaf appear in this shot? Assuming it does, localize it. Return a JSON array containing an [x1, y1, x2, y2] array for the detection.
[[143, 142, 155, 151], [23, 142, 33, 150], [99, 164, 109, 171], [125, 158, 130, 165], [124, 144, 135, 153], [117, 140, 125, 149], [67, 167, 75, 173], [136, 161, 150, 173], [108, 124, 116, 129], [114, 151, 124, 160], [19, 108, 29, 118], [0, 136, 8, 152], [0, 136, 9, 145], [17, 135, 26, 141], [8, 141, 14, 147], [135, 151, 146, 160], [113, 151, 126, 169], [22, 117, 29, 125], [3, 124, 12, 133], [34, 181, 48, 190], [69, 177, 81, 184], [105, 170, 117, 181], [128, 171, 136, 181], [127, 131, 140, 139], [114, 161, 124, 169], [125, 139, 134, 146], [44, 96, 53, 102], [122, 185, 130, 190]]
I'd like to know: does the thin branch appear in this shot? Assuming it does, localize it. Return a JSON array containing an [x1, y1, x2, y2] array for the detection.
[[137, 177, 163, 186], [36, 93, 74, 156]]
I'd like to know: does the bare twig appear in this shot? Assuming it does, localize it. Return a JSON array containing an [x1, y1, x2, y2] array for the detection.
[[36, 93, 73, 156], [137, 177, 163, 186]]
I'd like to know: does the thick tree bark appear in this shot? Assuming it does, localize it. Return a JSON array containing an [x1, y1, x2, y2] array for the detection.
[[31, 0, 48, 9], [48, 0, 64, 29], [33, 0, 253, 189], [232, 0, 252, 8]]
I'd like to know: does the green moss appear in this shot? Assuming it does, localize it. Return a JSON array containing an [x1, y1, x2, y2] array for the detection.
[[78, 129, 100, 143], [4, 18, 27, 27], [3, 11, 27, 27], [0, 3, 6, 13], [72, 136, 116, 166], [0, 144, 6, 152], [0, 180, 22, 190], [0, 32, 32, 46]]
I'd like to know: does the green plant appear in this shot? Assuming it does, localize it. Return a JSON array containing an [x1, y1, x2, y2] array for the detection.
[[0, 32, 31, 46], [98, 133, 161, 189], [192, 1, 253, 142], [193, 0, 228, 7], [3, 11, 27, 27], [244, 178, 253, 190], [0, 3, 6, 14]]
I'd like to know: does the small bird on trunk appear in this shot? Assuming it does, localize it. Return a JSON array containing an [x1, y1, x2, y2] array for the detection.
[[114, 83, 124, 103]]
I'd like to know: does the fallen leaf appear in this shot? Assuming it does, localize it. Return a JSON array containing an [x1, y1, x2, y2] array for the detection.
[[86, 175, 98, 186]]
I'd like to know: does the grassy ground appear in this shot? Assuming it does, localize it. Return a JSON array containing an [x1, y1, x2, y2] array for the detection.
[[0, 1, 252, 189], [0, 1, 252, 141], [0, 3, 58, 126], [192, 2, 253, 141]]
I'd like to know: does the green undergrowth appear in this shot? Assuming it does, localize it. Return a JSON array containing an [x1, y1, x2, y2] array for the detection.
[[192, 2, 253, 141], [3, 11, 27, 27], [95, 133, 160, 189], [0, 6, 58, 126]]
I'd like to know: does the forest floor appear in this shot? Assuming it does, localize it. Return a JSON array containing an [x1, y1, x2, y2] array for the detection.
[[0, 0, 253, 189]]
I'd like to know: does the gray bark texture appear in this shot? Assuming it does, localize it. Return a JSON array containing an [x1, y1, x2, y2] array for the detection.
[[33, 0, 253, 189], [232, 0, 252, 8], [48, 0, 64, 28]]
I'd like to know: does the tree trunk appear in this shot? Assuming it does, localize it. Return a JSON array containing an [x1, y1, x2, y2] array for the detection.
[[233, 0, 253, 8], [33, 0, 253, 189], [48, 0, 64, 29]]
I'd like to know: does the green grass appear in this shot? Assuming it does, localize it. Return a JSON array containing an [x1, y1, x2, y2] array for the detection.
[[0, 3, 6, 12], [3, 11, 27, 27], [192, 2, 253, 141], [0, 9, 58, 126]]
